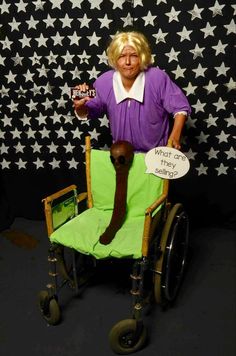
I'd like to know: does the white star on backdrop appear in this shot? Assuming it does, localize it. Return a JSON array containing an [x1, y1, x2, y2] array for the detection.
[[201, 22, 216, 38], [196, 163, 208, 176], [183, 83, 197, 96], [0, 85, 10, 97], [0, 144, 9, 154], [224, 19, 236, 35], [205, 114, 218, 128], [225, 114, 235, 127], [33, 0, 45, 11], [67, 32, 82, 45], [89, 0, 103, 10], [88, 66, 101, 80], [51, 32, 64, 46], [69, 0, 84, 9], [47, 142, 58, 153], [165, 47, 180, 63], [67, 158, 79, 169], [215, 62, 230, 76], [225, 147, 236, 160], [98, 14, 113, 28], [209, 1, 225, 17], [213, 98, 227, 111], [9, 18, 21, 31], [43, 14, 56, 28], [215, 163, 228, 176], [15, 0, 28, 13], [15, 158, 27, 169], [49, 157, 60, 169], [26, 15, 39, 30], [216, 131, 230, 143], [79, 14, 92, 28], [185, 148, 197, 161], [50, 0, 64, 10], [0, 37, 13, 50], [1, 159, 11, 169], [192, 100, 206, 113], [166, 7, 180, 22], [33, 157, 45, 169], [203, 81, 218, 93], [35, 33, 48, 47], [12, 54, 24, 66], [192, 63, 207, 78], [207, 148, 219, 160], [172, 65, 186, 79], [212, 40, 227, 56], [0, 0, 10, 13], [110, 0, 126, 10], [142, 11, 156, 26], [134, 0, 143, 6], [5, 70, 17, 83], [188, 4, 204, 20], [19, 34, 32, 48], [88, 32, 101, 46], [59, 14, 73, 28], [177, 26, 192, 41], [224, 78, 236, 92], [121, 13, 133, 27], [190, 43, 205, 59], [152, 29, 168, 44]]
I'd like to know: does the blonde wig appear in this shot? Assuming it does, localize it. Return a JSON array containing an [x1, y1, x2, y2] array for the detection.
[[106, 31, 153, 71]]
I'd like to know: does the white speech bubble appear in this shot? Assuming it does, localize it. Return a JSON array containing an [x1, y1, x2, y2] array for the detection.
[[145, 146, 190, 179]]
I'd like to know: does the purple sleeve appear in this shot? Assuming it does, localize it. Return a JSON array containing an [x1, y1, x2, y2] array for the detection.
[[85, 86, 106, 119], [157, 70, 191, 116]]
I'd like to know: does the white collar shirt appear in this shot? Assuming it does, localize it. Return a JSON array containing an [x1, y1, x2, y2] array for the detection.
[[113, 71, 145, 104]]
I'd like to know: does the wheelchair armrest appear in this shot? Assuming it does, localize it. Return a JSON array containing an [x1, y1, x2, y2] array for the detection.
[[145, 179, 169, 216], [77, 192, 88, 203], [142, 179, 169, 257], [42, 184, 80, 237]]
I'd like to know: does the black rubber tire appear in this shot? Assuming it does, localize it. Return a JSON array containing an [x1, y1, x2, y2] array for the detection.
[[154, 203, 189, 305], [38, 290, 61, 325], [109, 319, 147, 355]]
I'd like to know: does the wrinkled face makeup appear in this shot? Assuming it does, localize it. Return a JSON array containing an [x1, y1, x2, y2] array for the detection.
[[110, 141, 134, 170], [116, 45, 141, 81]]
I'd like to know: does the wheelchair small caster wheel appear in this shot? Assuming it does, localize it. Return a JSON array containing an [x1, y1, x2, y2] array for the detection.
[[38, 290, 61, 325], [109, 319, 147, 354]]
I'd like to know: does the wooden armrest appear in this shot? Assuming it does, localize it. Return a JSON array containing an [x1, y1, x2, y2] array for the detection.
[[42, 184, 77, 203], [145, 180, 169, 216], [77, 192, 88, 203]]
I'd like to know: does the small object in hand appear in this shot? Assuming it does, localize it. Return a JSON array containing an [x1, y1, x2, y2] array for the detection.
[[71, 87, 96, 99]]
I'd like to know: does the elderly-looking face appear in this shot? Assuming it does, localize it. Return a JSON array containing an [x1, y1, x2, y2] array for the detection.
[[116, 45, 141, 82]]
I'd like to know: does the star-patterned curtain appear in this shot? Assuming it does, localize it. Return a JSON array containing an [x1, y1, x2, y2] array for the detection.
[[0, 0, 235, 229]]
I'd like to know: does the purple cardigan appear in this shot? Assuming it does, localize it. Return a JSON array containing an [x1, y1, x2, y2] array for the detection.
[[86, 67, 191, 152]]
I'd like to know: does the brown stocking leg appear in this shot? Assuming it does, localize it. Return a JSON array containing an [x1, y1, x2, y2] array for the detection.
[[99, 141, 134, 245]]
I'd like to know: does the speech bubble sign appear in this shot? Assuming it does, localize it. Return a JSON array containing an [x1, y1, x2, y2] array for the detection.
[[145, 146, 190, 179]]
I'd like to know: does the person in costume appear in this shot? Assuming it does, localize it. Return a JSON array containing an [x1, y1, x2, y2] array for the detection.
[[73, 31, 191, 152]]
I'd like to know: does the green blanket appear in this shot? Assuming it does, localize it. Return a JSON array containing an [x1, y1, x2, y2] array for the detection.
[[50, 149, 164, 259]]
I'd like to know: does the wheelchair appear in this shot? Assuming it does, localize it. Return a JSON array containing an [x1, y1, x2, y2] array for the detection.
[[38, 136, 189, 354]]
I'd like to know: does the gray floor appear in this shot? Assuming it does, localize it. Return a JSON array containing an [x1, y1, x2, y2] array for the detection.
[[0, 218, 235, 356]]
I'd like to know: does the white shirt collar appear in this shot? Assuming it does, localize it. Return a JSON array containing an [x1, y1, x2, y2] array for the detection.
[[113, 71, 145, 104]]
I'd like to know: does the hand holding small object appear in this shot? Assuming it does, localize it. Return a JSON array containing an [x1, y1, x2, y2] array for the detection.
[[72, 83, 96, 118]]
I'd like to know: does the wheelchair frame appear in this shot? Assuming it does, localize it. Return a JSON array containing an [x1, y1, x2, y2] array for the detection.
[[39, 136, 189, 354]]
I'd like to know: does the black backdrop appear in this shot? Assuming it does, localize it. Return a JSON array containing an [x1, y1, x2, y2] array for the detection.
[[0, 0, 235, 230]]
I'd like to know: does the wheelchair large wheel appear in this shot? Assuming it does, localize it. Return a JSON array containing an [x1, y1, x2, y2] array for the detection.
[[154, 203, 189, 305], [109, 319, 147, 354], [38, 290, 61, 325]]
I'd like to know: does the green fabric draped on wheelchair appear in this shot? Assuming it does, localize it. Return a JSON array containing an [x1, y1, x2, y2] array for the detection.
[[38, 136, 189, 354]]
